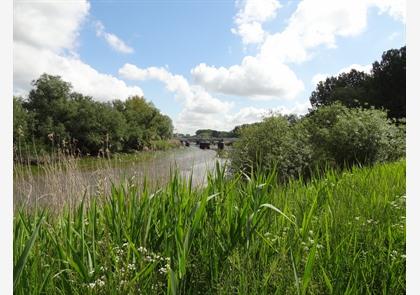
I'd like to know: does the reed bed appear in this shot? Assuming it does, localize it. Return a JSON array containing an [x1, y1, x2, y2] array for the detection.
[[14, 160, 405, 294]]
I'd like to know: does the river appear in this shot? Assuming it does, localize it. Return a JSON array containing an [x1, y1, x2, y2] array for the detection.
[[14, 146, 226, 210]]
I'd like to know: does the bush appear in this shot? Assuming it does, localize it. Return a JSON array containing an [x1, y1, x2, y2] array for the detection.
[[231, 104, 405, 181], [302, 103, 405, 168], [231, 115, 312, 181]]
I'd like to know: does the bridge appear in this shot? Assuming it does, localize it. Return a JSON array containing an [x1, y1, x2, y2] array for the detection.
[[175, 137, 239, 150]]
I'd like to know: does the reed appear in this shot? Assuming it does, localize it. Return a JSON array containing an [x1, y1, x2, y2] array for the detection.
[[13, 160, 406, 294]]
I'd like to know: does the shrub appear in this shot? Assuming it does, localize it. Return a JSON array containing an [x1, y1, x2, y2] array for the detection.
[[231, 115, 312, 181], [302, 103, 405, 168], [231, 104, 405, 181]]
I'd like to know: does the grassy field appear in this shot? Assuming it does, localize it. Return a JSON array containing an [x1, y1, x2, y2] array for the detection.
[[13, 160, 405, 294]]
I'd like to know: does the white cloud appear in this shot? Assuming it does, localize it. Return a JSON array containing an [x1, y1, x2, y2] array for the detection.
[[95, 21, 134, 54], [196, 0, 405, 102], [231, 0, 282, 44], [259, 0, 370, 64], [175, 101, 311, 134], [311, 63, 372, 85], [14, 0, 90, 52], [258, 0, 406, 64], [191, 56, 304, 100], [225, 101, 310, 128], [119, 64, 233, 114], [14, 0, 143, 101], [370, 0, 406, 22], [119, 63, 238, 134]]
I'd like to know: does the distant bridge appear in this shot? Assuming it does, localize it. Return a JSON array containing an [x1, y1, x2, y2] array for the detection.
[[175, 137, 239, 149]]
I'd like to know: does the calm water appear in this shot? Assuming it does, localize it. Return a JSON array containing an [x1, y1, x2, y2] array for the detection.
[[14, 146, 226, 209]]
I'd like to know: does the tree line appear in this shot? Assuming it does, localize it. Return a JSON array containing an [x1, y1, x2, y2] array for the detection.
[[231, 46, 406, 180], [14, 74, 173, 157], [310, 46, 405, 119]]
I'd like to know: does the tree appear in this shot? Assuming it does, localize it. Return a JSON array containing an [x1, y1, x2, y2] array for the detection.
[[25, 74, 75, 146], [309, 46, 406, 119], [310, 69, 371, 109], [13, 96, 30, 144], [370, 46, 406, 119]]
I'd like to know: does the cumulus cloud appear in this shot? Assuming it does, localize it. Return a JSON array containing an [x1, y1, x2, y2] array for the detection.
[[231, 0, 282, 44], [119, 63, 233, 114], [119, 63, 238, 134], [370, 0, 406, 22], [95, 21, 134, 54], [14, 0, 142, 100], [175, 101, 311, 135], [14, 0, 89, 52], [225, 101, 311, 128], [311, 63, 372, 86], [191, 56, 304, 100], [193, 0, 405, 102], [258, 0, 406, 64]]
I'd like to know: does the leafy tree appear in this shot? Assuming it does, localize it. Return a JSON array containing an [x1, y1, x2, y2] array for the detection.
[[231, 116, 313, 181], [310, 69, 371, 109], [14, 74, 174, 157], [370, 46, 406, 119], [13, 96, 29, 144], [121, 96, 172, 150], [302, 103, 405, 168], [310, 46, 406, 119], [25, 74, 74, 146]]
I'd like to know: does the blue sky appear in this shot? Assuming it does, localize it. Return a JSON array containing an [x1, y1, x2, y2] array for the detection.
[[14, 0, 405, 133]]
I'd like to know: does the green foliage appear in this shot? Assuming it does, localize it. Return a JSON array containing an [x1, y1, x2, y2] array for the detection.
[[195, 129, 235, 138], [310, 46, 406, 119], [13, 160, 406, 294], [14, 74, 174, 156], [303, 103, 406, 168], [13, 97, 30, 144], [231, 104, 405, 180], [231, 115, 313, 181]]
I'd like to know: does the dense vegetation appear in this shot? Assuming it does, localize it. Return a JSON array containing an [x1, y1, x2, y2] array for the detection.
[[14, 160, 405, 294], [310, 46, 405, 119], [231, 103, 405, 181], [13, 45, 406, 294], [13, 74, 174, 157]]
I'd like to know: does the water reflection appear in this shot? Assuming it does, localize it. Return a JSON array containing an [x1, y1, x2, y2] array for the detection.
[[14, 147, 225, 209]]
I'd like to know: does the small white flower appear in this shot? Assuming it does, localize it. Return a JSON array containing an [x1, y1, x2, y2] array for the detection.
[[128, 264, 136, 271]]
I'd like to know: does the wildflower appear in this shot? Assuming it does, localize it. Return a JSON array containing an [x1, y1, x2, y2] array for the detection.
[[98, 280, 105, 287], [355, 216, 360, 221], [138, 246, 147, 253], [88, 283, 96, 289], [316, 244, 324, 249], [308, 230, 314, 236], [158, 267, 168, 274], [127, 264, 136, 271]]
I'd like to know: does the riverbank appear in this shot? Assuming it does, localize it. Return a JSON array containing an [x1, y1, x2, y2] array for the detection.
[[14, 160, 405, 294], [13, 146, 224, 210]]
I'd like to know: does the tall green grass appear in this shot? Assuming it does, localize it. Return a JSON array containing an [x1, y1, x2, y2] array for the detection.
[[14, 160, 405, 294]]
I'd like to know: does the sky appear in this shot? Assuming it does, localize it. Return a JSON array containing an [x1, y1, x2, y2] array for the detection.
[[13, 0, 406, 134]]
